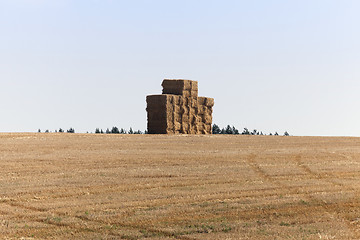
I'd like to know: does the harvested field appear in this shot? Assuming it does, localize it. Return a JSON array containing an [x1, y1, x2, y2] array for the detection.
[[1, 133, 360, 239]]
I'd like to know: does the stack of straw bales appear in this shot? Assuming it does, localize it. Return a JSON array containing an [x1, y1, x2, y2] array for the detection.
[[146, 79, 214, 134]]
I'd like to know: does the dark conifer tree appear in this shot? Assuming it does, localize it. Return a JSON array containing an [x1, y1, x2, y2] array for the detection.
[[232, 126, 239, 135], [67, 128, 75, 133], [212, 124, 221, 134], [111, 126, 120, 134], [242, 128, 250, 135], [225, 125, 233, 134]]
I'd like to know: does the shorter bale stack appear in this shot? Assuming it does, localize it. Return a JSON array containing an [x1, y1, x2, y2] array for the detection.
[[162, 79, 198, 98], [146, 79, 214, 134]]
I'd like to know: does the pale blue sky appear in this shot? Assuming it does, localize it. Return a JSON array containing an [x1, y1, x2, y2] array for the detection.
[[1, 0, 360, 135]]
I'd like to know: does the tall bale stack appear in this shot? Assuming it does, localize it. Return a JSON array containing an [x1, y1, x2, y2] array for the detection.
[[146, 79, 214, 134]]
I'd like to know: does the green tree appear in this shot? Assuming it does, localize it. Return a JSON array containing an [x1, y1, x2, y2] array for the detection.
[[232, 126, 239, 135], [111, 126, 120, 134], [67, 128, 75, 133], [242, 128, 250, 135], [212, 124, 221, 134], [225, 125, 233, 134]]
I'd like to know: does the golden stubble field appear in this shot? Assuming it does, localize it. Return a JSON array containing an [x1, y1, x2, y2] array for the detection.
[[1, 133, 360, 239]]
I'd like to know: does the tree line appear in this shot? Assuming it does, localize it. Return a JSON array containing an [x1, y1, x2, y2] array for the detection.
[[95, 127, 144, 134], [38, 128, 75, 133], [37, 124, 290, 136], [212, 124, 290, 136], [37, 127, 144, 134]]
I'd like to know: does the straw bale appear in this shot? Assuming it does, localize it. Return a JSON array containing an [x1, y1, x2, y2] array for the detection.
[[205, 98, 214, 107], [197, 123, 205, 131], [174, 105, 181, 114], [204, 114, 212, 124], [174, 114, 182, 122], [162, 80, 183, 95], [189, 106, 196, 115], [183, 80, 191, 90], [173, 95, 181, 105], [146, 94, 167, 104], [197, 97, 206, 105], [181, 105, 189, 115], [190, 98, 198, 108], [197, 105, 206, 115], [174, 122, 182, 131], [182, 90, 198, 98], [181, 123, 190, 132], [204, 124, 211, 133], [191, 81, 198, 91], [198, 114, 205, 122]]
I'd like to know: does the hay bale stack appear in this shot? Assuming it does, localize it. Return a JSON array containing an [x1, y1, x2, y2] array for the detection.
[[146, 79, 214, 134]]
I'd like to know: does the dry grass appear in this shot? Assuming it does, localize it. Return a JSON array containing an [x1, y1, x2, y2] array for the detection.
[[1, 133, 360, 239]]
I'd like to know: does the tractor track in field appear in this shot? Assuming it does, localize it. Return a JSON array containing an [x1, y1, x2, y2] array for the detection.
[[246, 153, 360, 238]]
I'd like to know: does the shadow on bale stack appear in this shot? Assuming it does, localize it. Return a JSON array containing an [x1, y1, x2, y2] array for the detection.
[[146, 79, 214, 134]]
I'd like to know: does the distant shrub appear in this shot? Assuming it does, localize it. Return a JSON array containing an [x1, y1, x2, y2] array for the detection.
[[67, 128, 75, 133], [111, 127, 120, 134], [242, 128, 250, 135], [212, 124, 221, 134], [128, 127, 134, 134]]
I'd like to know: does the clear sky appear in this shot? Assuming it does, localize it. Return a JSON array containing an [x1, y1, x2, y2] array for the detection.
[[1, 0, 360, 136]]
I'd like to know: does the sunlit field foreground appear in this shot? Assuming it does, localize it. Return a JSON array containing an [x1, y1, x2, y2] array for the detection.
[[1, 133, 360, 239]]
